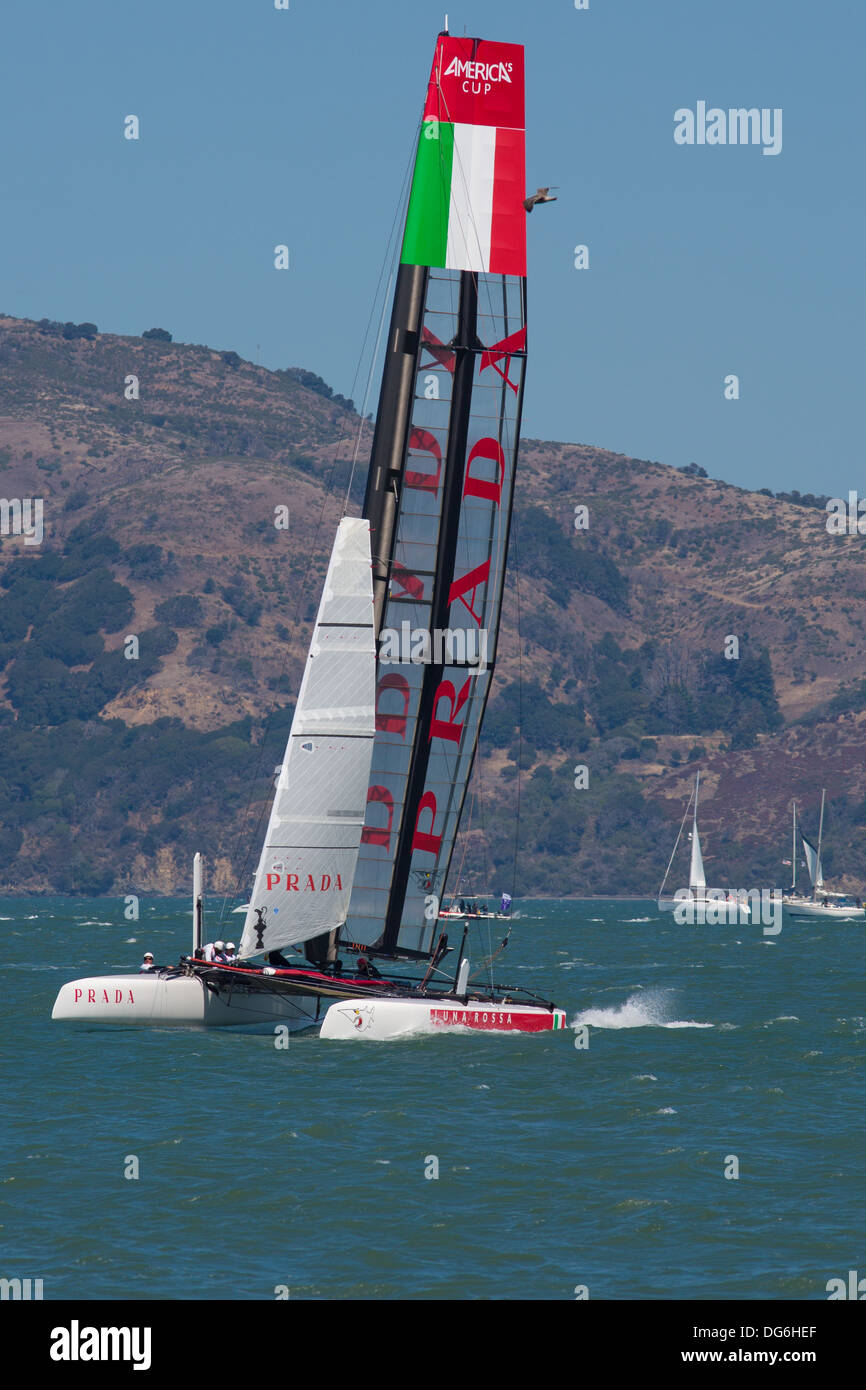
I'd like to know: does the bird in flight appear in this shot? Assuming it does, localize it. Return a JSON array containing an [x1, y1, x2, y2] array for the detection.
[[524, 186, 558, 213]]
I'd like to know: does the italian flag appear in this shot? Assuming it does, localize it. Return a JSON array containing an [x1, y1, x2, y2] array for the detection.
[[401, 37, 526, 278]]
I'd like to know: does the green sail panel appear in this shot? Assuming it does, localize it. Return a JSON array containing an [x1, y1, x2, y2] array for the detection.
[[402, 121, 454, 270]]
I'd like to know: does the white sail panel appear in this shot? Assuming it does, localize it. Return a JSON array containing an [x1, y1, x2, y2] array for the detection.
[[802, 835, 823, 890], [689, 823, 706, 890], [239, 518, 375, 957]]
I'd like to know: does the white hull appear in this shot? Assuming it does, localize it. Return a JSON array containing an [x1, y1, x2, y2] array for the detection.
[[51, 972, 321, 1032], [320, 996, 567, 1040], [782, 899, 865, 921]]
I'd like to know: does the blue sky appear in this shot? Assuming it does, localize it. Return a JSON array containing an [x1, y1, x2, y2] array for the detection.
[[2, 0, 862, 496]]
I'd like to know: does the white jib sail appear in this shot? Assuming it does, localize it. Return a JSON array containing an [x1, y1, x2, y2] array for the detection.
[[238, 518, 375, 958]]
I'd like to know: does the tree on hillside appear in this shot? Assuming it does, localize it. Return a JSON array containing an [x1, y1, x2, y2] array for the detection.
[[142, 327, 172, 342], [61, 321, 98, 340]]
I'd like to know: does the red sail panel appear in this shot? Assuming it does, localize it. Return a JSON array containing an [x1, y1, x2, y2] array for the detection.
[[490, 127, 526, 275], [422, 36, 525, 129]]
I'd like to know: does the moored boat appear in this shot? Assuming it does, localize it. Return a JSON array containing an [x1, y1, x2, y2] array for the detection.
[[781, 792, 865, 920], [657, 772, 750, 921]]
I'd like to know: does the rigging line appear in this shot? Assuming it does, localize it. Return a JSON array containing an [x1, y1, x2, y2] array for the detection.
[[469, 390, 523, 982], [343, 124, 421, 514], [450, 784, 476, 906], [432, 75, 492, 285], [473, 753, 497, 988], [510, 500, 524, 909], [217, 444, 351, 925], [217, 130, 422, 927], [657, 781, 697, 899]]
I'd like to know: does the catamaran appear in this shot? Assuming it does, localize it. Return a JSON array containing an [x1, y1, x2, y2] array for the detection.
[[657, 771, 750, 921], [782, 791, 864, 920], [439, 892, 512, 921], [52, 28, 567, 1037]]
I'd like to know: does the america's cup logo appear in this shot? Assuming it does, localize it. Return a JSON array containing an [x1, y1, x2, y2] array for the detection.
[[443, 57, 513, 83], [253, 906, 268, 950]]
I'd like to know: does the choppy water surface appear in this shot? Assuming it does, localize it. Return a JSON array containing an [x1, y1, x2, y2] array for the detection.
[[2, 897, 863, 1300]]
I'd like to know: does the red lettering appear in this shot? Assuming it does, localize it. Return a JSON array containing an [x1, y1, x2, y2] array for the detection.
[[115, 990, 123, 1004], [464, 437, 505, 506], [405, 427, 443, 495], [287, 874, 299, 891], [87, 989, 95, 1003], [336, 874, 343, 890], [361, 786, 394, 848], [391, 562, 425, 601], [420, 326, 456, 374], [266, 873, 281, 890], [375, 673, 411, 736], [411, 790, 442, 857], [127, 990, 135, 1003], [306, 874, 316, 891], [320, 874, 331, 891], [429, 678, 471, 744], [479, 326, 526, 395], [448, 561, 489, 626], [102, 989, 110, 1003], [74, 988, 82, 1003]]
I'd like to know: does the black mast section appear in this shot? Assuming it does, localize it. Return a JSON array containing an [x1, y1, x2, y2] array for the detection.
[[378, 269, 480, 956], [363, 263, 429, 634]]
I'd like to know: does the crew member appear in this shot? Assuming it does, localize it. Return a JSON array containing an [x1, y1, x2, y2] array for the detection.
[[139, 952, 156, 972], [356, 954, 381, 979]]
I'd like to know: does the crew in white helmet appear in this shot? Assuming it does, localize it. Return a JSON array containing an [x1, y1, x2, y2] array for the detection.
[[138, 952, 156, 973], [204, 940, 227, 963], [224, 942, 238, 962]]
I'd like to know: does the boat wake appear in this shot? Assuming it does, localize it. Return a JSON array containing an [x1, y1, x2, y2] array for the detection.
[[572, 987, 713, 1030]]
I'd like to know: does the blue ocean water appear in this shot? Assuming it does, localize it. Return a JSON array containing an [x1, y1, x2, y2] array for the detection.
[[1, 896, 864, 1301]]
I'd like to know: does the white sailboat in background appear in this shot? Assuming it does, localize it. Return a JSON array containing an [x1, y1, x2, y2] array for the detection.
[[782, 790, 864, 920], [657, 771, 750, 920]]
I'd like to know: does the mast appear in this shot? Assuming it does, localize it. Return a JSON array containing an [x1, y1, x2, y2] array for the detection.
[[379, 268, 479, 955], [791, 801, 796, 893], [346, 31, 528, 960], [193, 852, 203, 954], [363, 264, 429, 634], [815, 788, 826, 898]]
